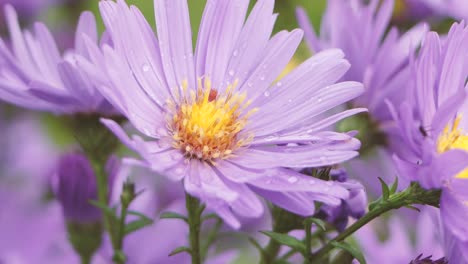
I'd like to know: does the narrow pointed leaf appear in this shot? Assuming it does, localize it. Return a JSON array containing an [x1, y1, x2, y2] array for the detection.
[[304, 217, 326, 231], [169, 246, 191, 256], [378, 177, 390, 200], [330, 241, 366, 264], [160, 211, 188, 222], [260, 231, 306, 253]]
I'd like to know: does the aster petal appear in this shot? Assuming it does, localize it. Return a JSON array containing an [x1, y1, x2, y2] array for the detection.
[[296, 7, 321, 52], [419, 149, 468, 189], [75, 11, 98, 57], [223, 0, 276, 88], [249, 188, 316, 216], [249, 81, 364, 136], [437, 22, 468, 105], [441, 183, 468, 241], [195, 0, 249, 89], [154, 0, 196, 90], [101, 46, 164, 137], [99, 0, 171, 106], [232, 143, 359, 170], [246, 168, 349, 200], [239, 29, 303, 101]]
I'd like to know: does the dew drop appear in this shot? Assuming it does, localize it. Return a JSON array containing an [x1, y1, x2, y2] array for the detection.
[[264, 135, 277, 141], [326, 181, 333, 186], [276, 81, 282, 87], [317, 97, 323, 103], [247, 82, 253, 87], [288, 177, 298, 183], [142, 63, 150, 72], [233, 50, 239, 57], [229, 70, 235, 76], [308, 179, 316, 185], [264, 91, 270, 97], [260, 75, 266, 81], [288, 98, 293, 103]]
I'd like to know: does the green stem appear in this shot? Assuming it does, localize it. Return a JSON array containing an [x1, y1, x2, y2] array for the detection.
[[80, 255, 91, 264], [310, 183, 440, 262], [303, 221, 313, 264], [186, 193, 204, 264], [201, 218, 222, 261]]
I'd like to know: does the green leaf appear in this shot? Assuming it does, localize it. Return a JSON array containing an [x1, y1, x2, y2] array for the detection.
[[88, 200, 118, 220], [330, 241, 366, 264], [390, 177, 399, 194], [201, 213, 219, 222], [260, 231, 306, 253], [378, 177, 390, 200], [304, 217, 326, 231], [124, 214, 154, 235], [169, 246, 191, 256], [160, 211, 188, 222]]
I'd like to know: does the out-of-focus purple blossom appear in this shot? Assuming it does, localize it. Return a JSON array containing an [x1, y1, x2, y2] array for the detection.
[[391, 22, 468, 263], [393, 0, 435, 23], [297, 0, 427, 207], [89, 0, 366, 228], [0, 188, 79, 263], [355, 208, 444, 264], [52, 153, 119, 223], [314, 168, 367, 232], [297, 0, 426, 128], [0, 6, 116, 115], [0, 0, 48, 18], [421, 0, 468, 21]]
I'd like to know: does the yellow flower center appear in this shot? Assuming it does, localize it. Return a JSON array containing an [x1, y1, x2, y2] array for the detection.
[[437, 116, 468, 178], [168, 78, 256, 163]]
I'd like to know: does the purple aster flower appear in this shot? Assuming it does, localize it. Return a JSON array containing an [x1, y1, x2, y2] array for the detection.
[[314, 168, 367, 231], [355, 208, 444, 264], [88, 0, 367, 228], [52, 152, 119, 223], [390, 22, 468, 263], [0, 5, 115, 115], [297, 0, 427, 148]]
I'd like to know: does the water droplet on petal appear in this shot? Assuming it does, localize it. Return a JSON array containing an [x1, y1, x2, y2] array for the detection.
[[142, 63, 150, 72], [264, 91, 270, 97], [276, 81, 282, 87], [233, 50, 239, 57], [229, 70, 235, 76], [247, 82, 253, 87], [326, 181, 333, 186], [309, 179, 316, 185], [317, 97, 323, 103], [288, 177, 298, 183], [288, 99, 293, 103], [260, 75, 266, 81]]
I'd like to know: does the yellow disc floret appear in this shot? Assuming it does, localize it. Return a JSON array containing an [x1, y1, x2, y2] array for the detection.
[[437, 116, 468, 178], [168, 78, 257, 163]]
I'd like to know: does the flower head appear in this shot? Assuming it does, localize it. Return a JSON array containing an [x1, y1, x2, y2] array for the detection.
[[0, 5, 115, 115], [391, 21, 468, 263], [93, 0, 366, 228]]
